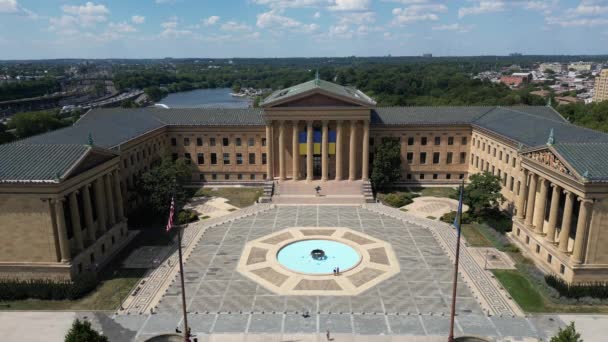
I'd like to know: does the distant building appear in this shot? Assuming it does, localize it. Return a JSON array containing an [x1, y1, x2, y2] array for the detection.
[[540, 63, 564, 73], [555, 96, 580, 105], [422, 53, 432, 58], [568, 62, 593, 72], [593, 69, 608, 103], [500, 73, 532, 88], [509, 52, 523, 56]]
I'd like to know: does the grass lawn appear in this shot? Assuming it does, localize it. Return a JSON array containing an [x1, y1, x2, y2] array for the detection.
[[409, 186, 456, 198], [462, 217, 608, 313], [195, 187, 263, 208], [461, 224, 494, 247], [493, 270, 545, 312], [0, 268, 145, 310]]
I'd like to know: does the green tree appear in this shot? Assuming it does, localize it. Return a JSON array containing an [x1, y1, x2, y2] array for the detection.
[[64, 319, 108, 342], [143, 86, 166, 102], [135, 152, 191, 218], [0, 123, 15, 144], [463, 171, 504, 214], [550, 322, 583, 342], [370, 137, 402, 190], [8, 110, 67, 138]]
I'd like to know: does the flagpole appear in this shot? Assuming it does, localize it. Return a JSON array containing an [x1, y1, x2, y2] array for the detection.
[[177, 225, 189, 342], [168, 194, 189, 342], [448, 183, 463, 342]]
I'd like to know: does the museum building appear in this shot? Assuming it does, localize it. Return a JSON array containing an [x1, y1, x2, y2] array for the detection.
[[0, 78, 607, 284]]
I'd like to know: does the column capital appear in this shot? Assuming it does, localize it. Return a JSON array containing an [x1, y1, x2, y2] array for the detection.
[[336, 119, 344, 124], [292, 120, 299, 125], [306, 119, 314, 125], [264, 120, 273, 126], [550, 183, 560, 189], [322, 120, 328, 126], [578, 197, 594, 204]]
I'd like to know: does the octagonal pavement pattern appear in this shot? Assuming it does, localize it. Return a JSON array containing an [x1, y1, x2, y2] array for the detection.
[[109, 204, 538, 340]]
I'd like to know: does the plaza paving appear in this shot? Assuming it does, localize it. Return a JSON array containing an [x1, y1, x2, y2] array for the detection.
[[118, 205, 532, 340]]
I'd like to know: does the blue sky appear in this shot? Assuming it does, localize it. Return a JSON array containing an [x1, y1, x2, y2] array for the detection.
[[0, 0, 607, 59]]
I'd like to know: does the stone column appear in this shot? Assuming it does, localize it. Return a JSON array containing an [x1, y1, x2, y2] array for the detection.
[[82, 184, 96, 242], [545, 184, 561, 243], [321, 120, 329, 181], [292, 121, 300, 181], [278, 120, 286, 181], [113, 171, 125, 220], [362, 120, 370, 181], [54, 198, 71, 262], [533, 178, 549, 234], [349, 120, 357, 181], [525, 174, 538, 228], [335, 120, 343, 180], [104, 174, 116, 226], [572, 199, 594, 264], [68, 192, 84, 251], [516, 169, 529, 219], [306, 121, 314, 182], [94, 177, 107, 233], [558, 191, 575, 253], [265, 123, 273, 180]]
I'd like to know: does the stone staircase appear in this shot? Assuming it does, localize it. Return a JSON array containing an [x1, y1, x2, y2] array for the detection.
[[362, 180, 375, 203], [259, 180, 274, 203]]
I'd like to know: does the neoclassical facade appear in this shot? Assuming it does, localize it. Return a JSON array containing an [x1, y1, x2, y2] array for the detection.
[[0, 78, 607, 283]]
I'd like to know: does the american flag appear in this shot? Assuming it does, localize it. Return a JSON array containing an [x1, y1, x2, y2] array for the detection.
[[166, 196, 175, 232]]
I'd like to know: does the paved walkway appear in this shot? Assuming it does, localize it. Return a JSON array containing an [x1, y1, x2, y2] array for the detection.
[[363, 204, 522, 317], [403, 196, 469, 220], [274, 180, 365, 205], [119, 204, 273, 315]]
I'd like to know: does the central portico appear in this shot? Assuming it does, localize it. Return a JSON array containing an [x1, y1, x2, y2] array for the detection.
[[260, 78, 376, 182]]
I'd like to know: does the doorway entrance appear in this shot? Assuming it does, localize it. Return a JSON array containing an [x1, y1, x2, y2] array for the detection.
[[313, 155, 322, 177]]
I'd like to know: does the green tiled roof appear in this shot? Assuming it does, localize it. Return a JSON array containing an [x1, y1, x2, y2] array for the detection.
[[260, 79, 376, 107], [2, 103, 608, 184], [553, 143, 608, 181], [0, 144, 90, 183]]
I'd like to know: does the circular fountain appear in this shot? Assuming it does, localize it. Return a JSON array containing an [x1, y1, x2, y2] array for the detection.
[[277, 239, 361, 275]]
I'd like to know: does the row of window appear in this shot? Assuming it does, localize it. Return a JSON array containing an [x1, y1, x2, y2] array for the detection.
[[516, 228, 566, 275], [398, 136, 468, 147], [473, 137, 516, 168], [174, 152, 268, 165], [472, 153, 520, 194], [200, 173, 267, 181], [406, 151, 467, 165], [405, 173, 466, 180], [172, 137, 267, 148]]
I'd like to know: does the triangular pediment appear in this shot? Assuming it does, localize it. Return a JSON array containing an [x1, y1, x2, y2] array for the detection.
[[63, 147, 118, 180], [522, 146, 578, 179], [260, 79, 376, 108]]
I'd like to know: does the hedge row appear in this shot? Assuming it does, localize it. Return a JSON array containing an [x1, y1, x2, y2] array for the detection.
[[545, 274, 608, 299], [0, 273, 98, 301]]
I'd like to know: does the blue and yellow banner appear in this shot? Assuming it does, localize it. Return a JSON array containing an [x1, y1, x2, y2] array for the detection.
[[299, 130, 336, 155]]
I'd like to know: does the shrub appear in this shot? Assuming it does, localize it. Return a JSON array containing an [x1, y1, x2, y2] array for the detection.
[[550, 321, 582, 342], [0, 273, 98, 301], [381, 192, 419, 208], [440, 211, 472, 225], [65, 319, 108, 342], [178, 209, 199, 225], [545, 274, 608, 299]]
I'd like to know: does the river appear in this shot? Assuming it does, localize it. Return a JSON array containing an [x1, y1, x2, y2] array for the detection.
[[157, 88, 251, 108]]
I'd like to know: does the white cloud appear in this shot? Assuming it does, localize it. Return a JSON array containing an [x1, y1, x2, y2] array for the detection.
[[392, 4, 447, 25], [131, 15, 145, 24], [523, 1, 557, 15], [220, 21, 252, 32], [109, 22, 136, 33], [432, 23, 474, 32], [203, 15, 220, 26], [155, 0, 176, 4], [546, 0, 608, 27], [0, 0, 18, 13], [160, 19, 192, 37], [336, 11, 375, 24], [329, 0, 370, 11], [546, 16, 608, 27], [569, 2, 608, 16], [257, 10, 319, 32], [313, 11, 321, 18], [252, 0, 329, 9], [60, 2, 109, 26], [458, 1, 505, 18]]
